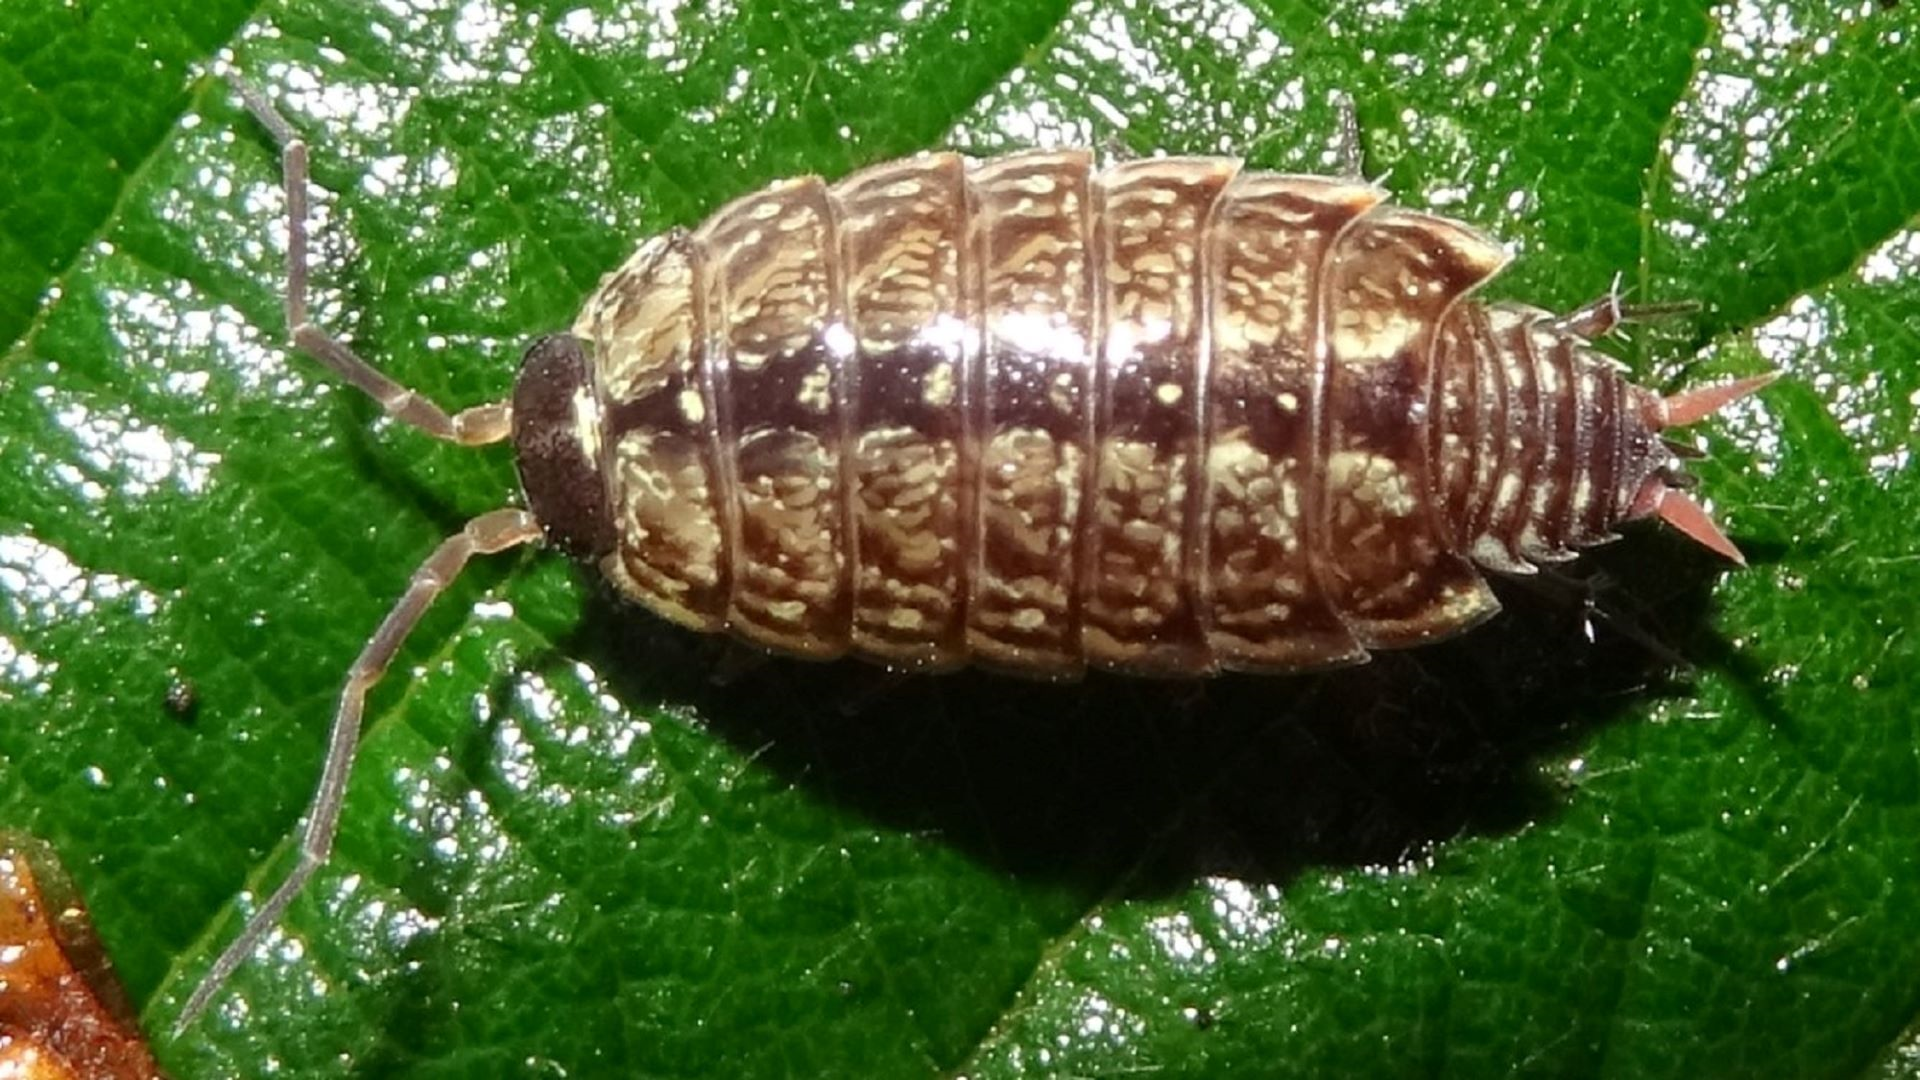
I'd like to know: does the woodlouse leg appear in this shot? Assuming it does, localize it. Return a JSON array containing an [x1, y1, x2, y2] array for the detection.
[[1330, 90, 1366, 178], [1095, 132, 1137, 168], [830, 669, 911, 718], [172, 508, 542, 1034], [1555, 273, 1700, 339], [1520, 567, 1694, 673], [707, 640, 772, 687], [233, 81, 511, 447]]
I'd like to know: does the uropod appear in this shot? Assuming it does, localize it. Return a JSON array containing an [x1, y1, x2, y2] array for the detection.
[[177, 85, 1774, 1029]]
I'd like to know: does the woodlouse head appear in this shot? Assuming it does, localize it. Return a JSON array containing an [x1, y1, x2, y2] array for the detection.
[[511, 333, 616, 561], [1621, 372, 1779, 565]]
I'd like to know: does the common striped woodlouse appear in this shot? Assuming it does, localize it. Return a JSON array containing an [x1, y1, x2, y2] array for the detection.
[[175, 84, 1774, 1030]]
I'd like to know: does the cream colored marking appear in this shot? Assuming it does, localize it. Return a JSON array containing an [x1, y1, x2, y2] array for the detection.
[[1133, 251, 1177, 275], [1010, 607, 1047, 631], [922, 361, 956, 408], [1275, 390, 1299, 412], [999, 231, 1069, 273], [678, 387, 706, 424], [1331, 306, 1416, 363], [1329, 450, 1416, 517], [1013, 173, 1059, 196], [1495, 472, 1523, 510], [571, 384, 603, 463], [1471, 535, 1509, 566], [1155, 382, 1184, 407], [610, 428, 725, 624], [1438, 585, 1496, 620], [1537, 355, 1562, 393], [1048, 370, 1077, 414], [797, 363, 833, 414]]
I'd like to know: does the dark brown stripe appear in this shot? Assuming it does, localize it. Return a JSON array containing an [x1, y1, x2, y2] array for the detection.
[[1582, 368, 1622, 542], [958, 160, 987, 659], [1489, 312, 1542, 563], [1185, 174, 1224, 665], [1560, 347, 1592, 551], [690, 232, 739, 621], [1068, 158, 1103, 663], [1538, 336, 1580, 555], [1463, 302, 1510, 548], [1303, 201, 1365, 635]]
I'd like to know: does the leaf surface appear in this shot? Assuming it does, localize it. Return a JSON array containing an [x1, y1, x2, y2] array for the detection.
[[1, 0, 1917, 1076]]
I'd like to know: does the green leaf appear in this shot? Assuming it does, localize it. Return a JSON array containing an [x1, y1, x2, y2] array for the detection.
[[2, 0, 1916, 1076]]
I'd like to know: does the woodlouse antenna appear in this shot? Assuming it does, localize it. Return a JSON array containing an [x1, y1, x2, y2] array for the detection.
[[174, 85, 545, 1034], [175, 507, 543, 1034], [232, 82, 512, 447], [1554, 273, 1701, 339]]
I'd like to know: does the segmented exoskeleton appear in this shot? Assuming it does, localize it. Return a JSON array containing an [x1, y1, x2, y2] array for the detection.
[[178, 88, 1773, 1031], [542, 148, 1766, 678]]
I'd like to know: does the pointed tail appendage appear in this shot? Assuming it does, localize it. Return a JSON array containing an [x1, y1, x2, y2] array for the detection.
[[1630, 372, 1779, 565]]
